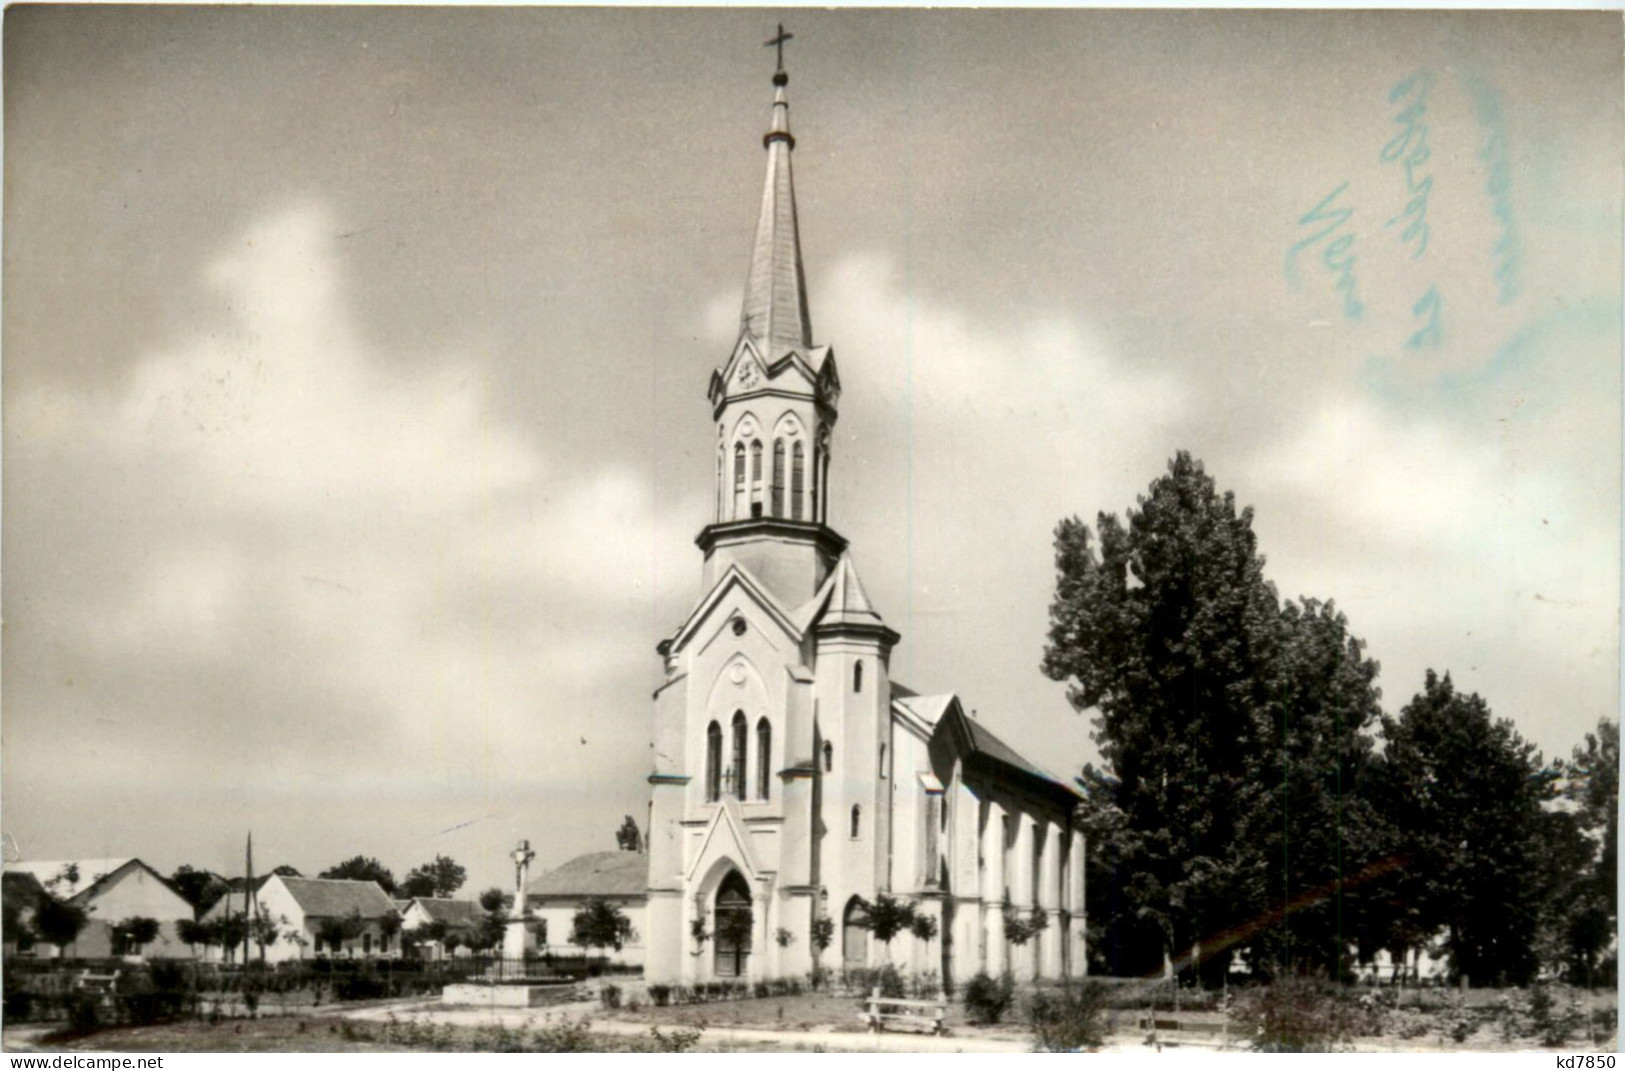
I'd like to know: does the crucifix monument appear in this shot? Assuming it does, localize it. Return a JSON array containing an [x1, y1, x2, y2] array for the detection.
[[502, 838, 536, 961]]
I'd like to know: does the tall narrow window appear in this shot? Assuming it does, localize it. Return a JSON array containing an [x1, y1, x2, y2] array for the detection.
[[750, 441, 764, 518], [771, 441, 786, 518], [731, 711, 748, 798], [1033, 836, 1044, 909], [850, 804, 862, 839], [756, 718, 772, 800], [733, 444, 746, 521], [924, 795, 942, 884], [716, 448, 724, 521], [706, 721, 722, 802], [823, 741, 834, 773], [810, 441, 821, 523], [791, 442, 806, 521], [878, 743, 888, 778], [820, 447, 831, 522], [854, 661, 864, 693]]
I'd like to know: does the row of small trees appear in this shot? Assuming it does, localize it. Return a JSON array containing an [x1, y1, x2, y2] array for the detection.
[[166, 854, 471, 921], [1042, 452, 1618, 988]]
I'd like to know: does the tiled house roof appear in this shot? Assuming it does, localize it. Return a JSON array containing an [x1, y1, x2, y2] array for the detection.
[[527, 852, 648, 899], [277, 877, 398, 919]]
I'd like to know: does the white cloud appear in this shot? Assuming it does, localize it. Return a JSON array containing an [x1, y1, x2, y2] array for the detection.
[[5, 200, 690, 858]]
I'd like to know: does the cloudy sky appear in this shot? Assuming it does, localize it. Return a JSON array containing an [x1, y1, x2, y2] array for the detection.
[[4, 7, 1619, 895]]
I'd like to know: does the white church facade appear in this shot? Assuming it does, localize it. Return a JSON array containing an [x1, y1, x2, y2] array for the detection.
[[641, 47, 1087, 987]]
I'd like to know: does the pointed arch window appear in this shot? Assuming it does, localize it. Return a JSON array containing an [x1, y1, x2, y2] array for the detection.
[[706, 722, 722, 802], [819, 439, 831, 523], [850, 804, 862, 839], [770, 441, 786, 518], [733, 443, 747, 521], [731, 711, 748, 798], [756, 718, 772, 800], [823, 741, 834, 773], [791, 441, 806, 521], [811, 439, 822, 523], [854, 661, 864, 693], [750, 441, 764, 518]]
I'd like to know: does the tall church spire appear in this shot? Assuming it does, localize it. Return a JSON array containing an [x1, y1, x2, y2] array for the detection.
[[698, 28, 844, 609], [740, 34, 812, 354]]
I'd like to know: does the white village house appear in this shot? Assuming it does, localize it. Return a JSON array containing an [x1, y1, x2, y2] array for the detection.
[[200, 874, 400, 962], [524, 851, 648, 966], [398, 896, 485, 958], [4, 858, 194, 959]]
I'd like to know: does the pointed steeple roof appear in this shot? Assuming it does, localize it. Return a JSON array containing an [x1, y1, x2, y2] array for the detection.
[[740, 63, 812, 355], [795, 553, 896, 642]]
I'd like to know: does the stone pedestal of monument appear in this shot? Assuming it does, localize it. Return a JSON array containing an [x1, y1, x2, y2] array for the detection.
[[503, 915, 533, 962]]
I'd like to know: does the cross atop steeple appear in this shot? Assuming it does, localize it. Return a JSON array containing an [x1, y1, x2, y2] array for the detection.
[[765, 24, 793, 74]]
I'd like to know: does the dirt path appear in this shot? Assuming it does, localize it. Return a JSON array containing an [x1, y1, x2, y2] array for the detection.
[[338, 998, 1033, 1053]]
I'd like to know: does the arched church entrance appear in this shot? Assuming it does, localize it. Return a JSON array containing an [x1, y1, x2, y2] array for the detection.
[[714, 871, 753, 979], [842, 896, 869, 971]]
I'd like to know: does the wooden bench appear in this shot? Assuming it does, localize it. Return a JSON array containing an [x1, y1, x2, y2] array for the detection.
[[75, 969, 121, 995], [859, 988, 947, 1036], [74, 969, 122, 1008]]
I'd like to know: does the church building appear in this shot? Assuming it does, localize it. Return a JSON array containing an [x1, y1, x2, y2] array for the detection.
[[643, 43, 1086, 987]]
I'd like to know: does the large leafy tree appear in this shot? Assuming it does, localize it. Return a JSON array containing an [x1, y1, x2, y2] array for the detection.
[[1372, 670, 1553, 986], [1530, 806, 1604, 984], [1043, 452, 1282, 984], [399, 855, 467, 899], [1243, 597, 1386, 978], [319, 856, 397, 896], [169, 865, 226, 917], [1547, 718, 1619, 986]]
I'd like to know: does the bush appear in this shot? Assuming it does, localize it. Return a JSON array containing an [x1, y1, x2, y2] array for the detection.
[[116, 973, 177, 1027], [1029, 982, 1108, 1051], [2, 981, 32, 1020], [1230, 975, 1346, 1052], [649, 984, 672, 1007], [910, 970, 942, 1000], [531, 1017, 595, 1052], [1527, 984, 1585, 1047], [648, 1024, 704, 1052], [332, 970, 387, 1002], [65, 992, 101, 1036], [845, 965, 905, 1001], [963, 971, 1015, 1025], [1440, 994, 1479, 1044], [599, 983, 622, 1010]]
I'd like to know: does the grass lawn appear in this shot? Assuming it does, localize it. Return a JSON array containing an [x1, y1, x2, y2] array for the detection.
[[4, 1014, 818, 1054], [9, 1019, 414, 1054]]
